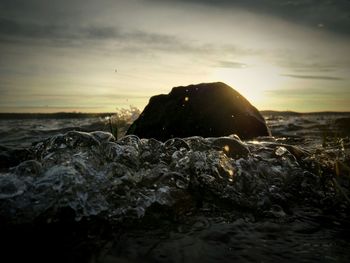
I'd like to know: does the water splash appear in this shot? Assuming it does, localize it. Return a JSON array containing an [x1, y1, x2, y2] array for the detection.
[[1, 129, 350, 262], [1, 130, 348, 226]]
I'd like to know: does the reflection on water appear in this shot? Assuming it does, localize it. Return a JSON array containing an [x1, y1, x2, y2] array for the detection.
[[0, 113, 349, 262]]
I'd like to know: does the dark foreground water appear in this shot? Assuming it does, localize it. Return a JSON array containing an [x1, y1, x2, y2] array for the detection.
[[0, 113, 350, 262]]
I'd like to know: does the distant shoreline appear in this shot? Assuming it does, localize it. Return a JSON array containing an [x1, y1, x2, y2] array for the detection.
[[0, 112, 115, 120], [0, 111, 349, 120], [260, 110, 350, 116]]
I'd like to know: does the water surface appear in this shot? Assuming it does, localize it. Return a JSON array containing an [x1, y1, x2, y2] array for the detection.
[[0, 112, 349, 262]]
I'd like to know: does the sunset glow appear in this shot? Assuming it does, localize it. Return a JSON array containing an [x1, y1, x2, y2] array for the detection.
[[0, 0, 349, 112], [211, 64, 284, 107]]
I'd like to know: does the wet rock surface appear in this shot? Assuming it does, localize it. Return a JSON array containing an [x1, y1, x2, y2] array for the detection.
[[127, 82, 271, 141]]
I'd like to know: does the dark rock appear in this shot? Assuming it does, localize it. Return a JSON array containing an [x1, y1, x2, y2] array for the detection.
[[335, 117, 350, 134], [210, 137, 250, 158], [164, 138, 191, 151], [0, 145, 33, 170], [127, 82, 271, 141]]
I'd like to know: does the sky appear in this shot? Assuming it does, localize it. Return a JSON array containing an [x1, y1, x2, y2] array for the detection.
[[0, 0, 349, 113]]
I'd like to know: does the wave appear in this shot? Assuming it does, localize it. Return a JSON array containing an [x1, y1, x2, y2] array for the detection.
[[0, 126, 349, 262]]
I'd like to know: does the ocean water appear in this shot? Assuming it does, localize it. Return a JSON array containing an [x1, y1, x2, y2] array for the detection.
[[0, 113, 350, 262]]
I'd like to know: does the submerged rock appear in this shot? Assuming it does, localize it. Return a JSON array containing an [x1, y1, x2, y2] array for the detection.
[[127, 82, 271, 141]]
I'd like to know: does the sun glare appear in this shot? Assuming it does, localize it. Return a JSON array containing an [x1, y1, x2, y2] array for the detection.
[[211, 64, 284, 106]]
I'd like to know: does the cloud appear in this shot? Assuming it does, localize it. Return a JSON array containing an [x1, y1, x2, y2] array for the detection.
[[216, 61, 247, 69], [280, 74, 344, 81], [0, 17, 80, 40], [0, 17, 171, 42], [0, 16, 260, 60], [277, 60, 336, 73], [0, 17, 200, 55], [149, 0, 350, 36], [0, 0, 108, 21], [3, 0, 350, 37], [265, 87, 350, 98]]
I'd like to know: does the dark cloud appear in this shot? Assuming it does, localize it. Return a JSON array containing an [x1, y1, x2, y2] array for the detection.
[[0, 17, 256, 59], [0, 18, 74, 39], [0, 17, 169, 42], [150, 0, 350, 35], [0, 0, 102, 22], [281, 74, 344, 81]]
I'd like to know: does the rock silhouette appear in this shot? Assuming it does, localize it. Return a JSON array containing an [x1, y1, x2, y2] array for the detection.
[[127, 82, 271, 141]]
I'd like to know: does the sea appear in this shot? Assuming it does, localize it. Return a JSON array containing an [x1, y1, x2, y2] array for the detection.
[[0, 111, 350, 263]]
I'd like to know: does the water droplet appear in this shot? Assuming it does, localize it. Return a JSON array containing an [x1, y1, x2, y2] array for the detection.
[[223, 145, 230, 152], [175, 179, 187, 189], [275, 146, 288, 156]]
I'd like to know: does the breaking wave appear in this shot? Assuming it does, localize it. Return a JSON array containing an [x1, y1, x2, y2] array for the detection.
[[0, 112, 350, 262]]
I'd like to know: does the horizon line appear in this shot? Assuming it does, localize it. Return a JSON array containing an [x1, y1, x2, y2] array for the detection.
[[0, 110, 349, 115]]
